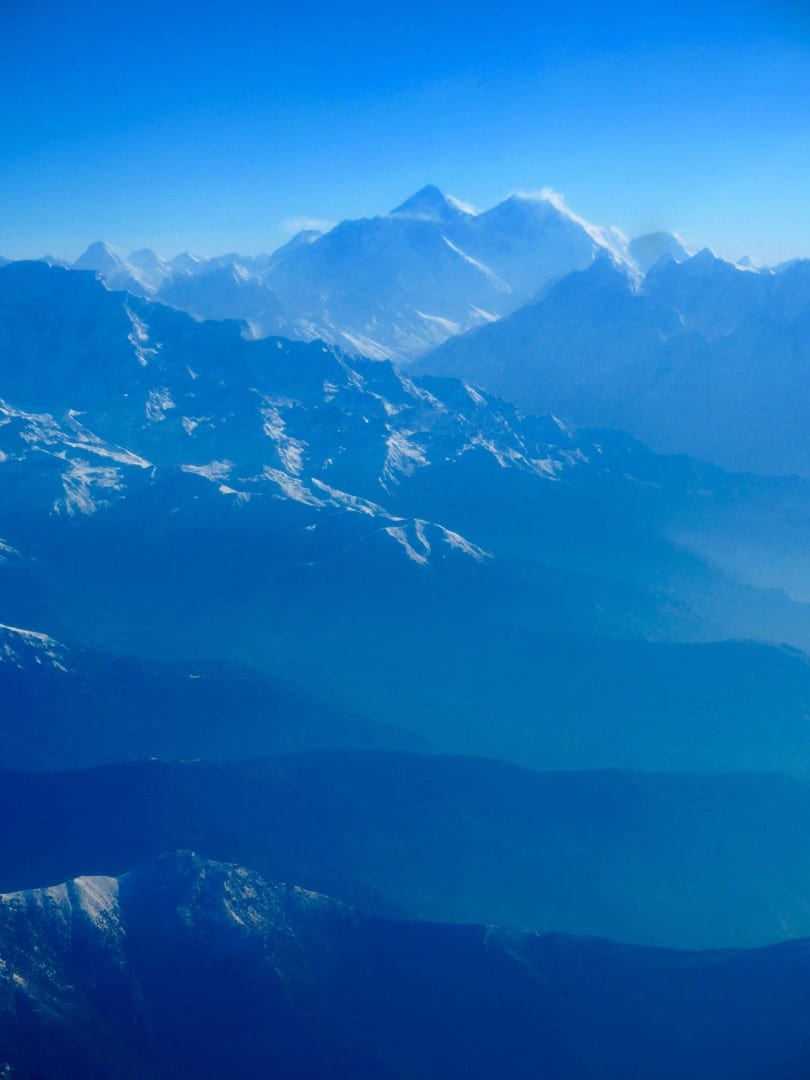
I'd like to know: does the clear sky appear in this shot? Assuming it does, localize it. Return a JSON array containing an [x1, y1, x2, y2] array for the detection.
[[2, 0, 808, 264]]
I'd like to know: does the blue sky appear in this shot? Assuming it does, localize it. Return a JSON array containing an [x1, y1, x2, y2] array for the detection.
[[2, 0, 808, 263]]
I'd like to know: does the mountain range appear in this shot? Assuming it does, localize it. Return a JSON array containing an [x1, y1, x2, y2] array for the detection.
[[0, 623, 419, 771], [2, 852, 810, 1079], [41, 186, 686, 362], [3, 184, 810, 1077], [24, 185, 810, 484], [2, 261, 810, 772], [3, 752, 810, 949], [419, 249, 810, 476]]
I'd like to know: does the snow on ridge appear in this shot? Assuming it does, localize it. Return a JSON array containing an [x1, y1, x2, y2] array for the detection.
[[550, 414, 575, 437], [414, 311, 461, 335], [62, 438, 151, 469], [469, 305, 498, 323], [337, 331, 391, 362], [2, 401, 151, 477], [0, 876, 121, 935], [311, 478, 388, 517], [510, 187, 633, 269], [126, 306, 149, 343], [396, 374, 447, 412], [446, 193, 479, 216], [218, 484, 251, 503], [464, 384, 486, 406], [382, 430, 429, 487], [260, 402, 306, 475], [181, 416, 210, 435], [461, 434, 525, 469], [527, 457, 563, 478], [261, 467, 324, 506], [0, 622, 58, 645], [180, 460, 234, 482], [146, 388, 176, 422], [1, 401, 71, 448], [442, 236, 510, 291], [338, 359, 368, 392], [180, 461, 254, 501], [66, 876, 121, 930], [458, 432, 568, 479], [437, 525, 489, 561], [55, 458, 125, 516], [384, 523, 430, 565], [366, 391, 402, 418], [0, 539, 18, 562], [0, 622, 68, 671], [125, 306, 160, 368], [384, 518, 488, 567], [61, 410, 151, 468]]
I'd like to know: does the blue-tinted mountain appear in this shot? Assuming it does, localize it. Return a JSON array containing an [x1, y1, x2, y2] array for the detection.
[[156, 261, 288, 334], [4, 752, 810, 948], [627, 231, 691, 273], [420, 250, 810, 476], [0, 625, 417, 771], [2, 261, 810, 768], [1, 852, 810, 1079], [73, 241, 150, 296], [61, 186, 635, 361], [4, 613, 810, 774]]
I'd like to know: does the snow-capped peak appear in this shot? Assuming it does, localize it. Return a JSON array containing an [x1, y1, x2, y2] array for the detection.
[[127, 248, 167, 272], [73, 241, 126, 275], [391, 185, 473, 223], [169, 252, 206, 274]]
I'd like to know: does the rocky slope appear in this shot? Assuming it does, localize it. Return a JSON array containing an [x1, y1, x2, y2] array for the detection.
[[3, 754, 810, 948], [420, 251, 810, 476], [2, 260, 810, 763], [2, 853, 810, 1079], [63, 186, 641, 361]]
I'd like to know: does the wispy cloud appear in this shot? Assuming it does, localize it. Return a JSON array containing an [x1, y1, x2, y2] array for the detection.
[[281, 216, 335, 238], [511, 186, 570, 212]]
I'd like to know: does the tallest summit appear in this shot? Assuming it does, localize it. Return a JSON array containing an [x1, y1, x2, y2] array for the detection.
[[390, 185, 473, 223]]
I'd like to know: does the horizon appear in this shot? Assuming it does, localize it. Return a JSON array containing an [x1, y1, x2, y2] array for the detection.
[[2, 0, 809, 265], [0, 182, 784, 269]]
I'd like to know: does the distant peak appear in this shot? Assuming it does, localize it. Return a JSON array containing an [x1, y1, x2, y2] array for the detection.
[[279, 228, 323, 252], [80, 240, 118, 258], [486, 190, 590, 230], [574, 250, 634, 287], [685, 247, 731, 274], [391, 185, 473, 222], [128, 247, 164, 265], [38, 253, 69, 267], [628, 232, 691, 275], [692, 246, 721, 264], [169, 251, 205, 273], [643, 246, 741, 283], [73, 240, 125, 273], [500, 189, 570, 215]]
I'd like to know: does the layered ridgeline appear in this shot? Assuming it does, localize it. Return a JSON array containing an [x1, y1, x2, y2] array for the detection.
[[42, 186, 661, 362], [4, 620, 810, 775], [0, 624, 418, 771], [420, 251, 810, 478], [2, 261, 810, 769], [3, 753, 810, 949], [2, 852, 810, 1080]]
